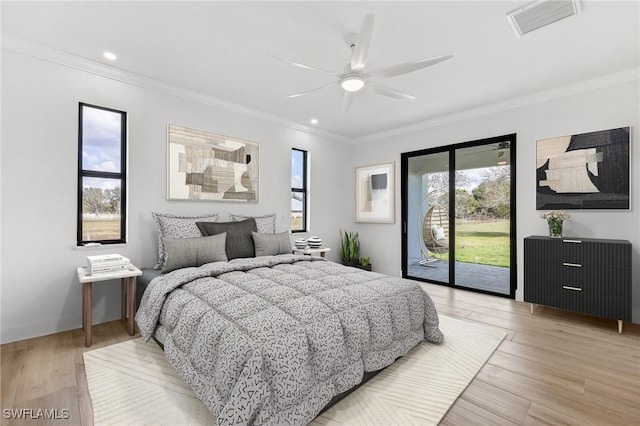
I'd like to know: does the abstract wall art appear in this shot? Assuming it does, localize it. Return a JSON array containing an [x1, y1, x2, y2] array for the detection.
[[536, 127, 629, 210], [355, 161, 395, 223], [168, 124, 259, 202]]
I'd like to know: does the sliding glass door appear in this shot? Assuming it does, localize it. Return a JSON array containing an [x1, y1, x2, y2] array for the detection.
[[401, 134, 516, 298], [405, 151, 450, 285]]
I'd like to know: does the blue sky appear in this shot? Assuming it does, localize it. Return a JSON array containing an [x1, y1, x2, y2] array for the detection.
[[291, 150, 304, 188], [82, 105, 122, 191], [82, 106, 121, 173]]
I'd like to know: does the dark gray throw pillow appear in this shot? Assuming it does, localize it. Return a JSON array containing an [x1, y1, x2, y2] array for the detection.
[[161, 233, 228, 273], [196, 218, 257, 259], [252, 231, 292, 257]]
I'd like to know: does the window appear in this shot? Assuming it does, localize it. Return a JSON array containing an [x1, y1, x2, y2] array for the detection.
[[77, 103, 127, 245], [291, 148, 307, 232]]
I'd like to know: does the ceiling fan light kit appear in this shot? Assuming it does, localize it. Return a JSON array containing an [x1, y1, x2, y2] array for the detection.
[[279, 13, 453, 110], [497, 150, 508, 166], [340, 75, 365, 92]]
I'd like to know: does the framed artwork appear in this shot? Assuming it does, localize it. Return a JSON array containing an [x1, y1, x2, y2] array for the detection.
[[355, 161, 395, 223], [168, 124, 259, 202], [536, 127, 629, 210]]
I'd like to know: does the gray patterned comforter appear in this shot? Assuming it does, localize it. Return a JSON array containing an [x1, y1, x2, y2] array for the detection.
[[136, 254, 443, 426]]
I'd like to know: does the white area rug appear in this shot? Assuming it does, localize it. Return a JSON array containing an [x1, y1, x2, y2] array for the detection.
[[84, 315, 505, 425]]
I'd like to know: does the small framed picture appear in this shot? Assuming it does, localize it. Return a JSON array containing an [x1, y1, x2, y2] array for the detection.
[[355, 161, 395, 223]]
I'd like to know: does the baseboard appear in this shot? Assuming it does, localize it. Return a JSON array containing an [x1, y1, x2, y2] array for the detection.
[[1, 305, 123, 344]]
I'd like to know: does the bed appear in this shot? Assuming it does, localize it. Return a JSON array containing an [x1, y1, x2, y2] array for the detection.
[[135, 214, 443, 425]]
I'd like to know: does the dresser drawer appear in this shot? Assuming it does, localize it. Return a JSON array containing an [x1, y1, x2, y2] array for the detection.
[[560, 239, 630, 270], [558, 284, 631, 320], [525, 280, 631, 321], [561, 265, 631, 293]]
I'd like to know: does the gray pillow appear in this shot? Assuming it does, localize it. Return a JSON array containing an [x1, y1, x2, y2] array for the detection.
[[161, 233, 228, 273], [252, 231, 292, 257], [230, 213, 276, 234], [196, 219, 257, 259]]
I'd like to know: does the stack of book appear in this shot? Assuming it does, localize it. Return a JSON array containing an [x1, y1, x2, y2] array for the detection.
[[86, 254, 131, 274]]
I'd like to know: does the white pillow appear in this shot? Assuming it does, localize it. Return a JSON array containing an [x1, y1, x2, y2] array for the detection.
[[432, 225, 446, 241], [152, 212, 220, 269], [230, 213, 276, 234]]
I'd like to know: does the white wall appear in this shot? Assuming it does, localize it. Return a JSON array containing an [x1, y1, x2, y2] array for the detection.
[[0, 50, 352, 343], [2, 49, 638, 344], [351, 79, 640, 323]]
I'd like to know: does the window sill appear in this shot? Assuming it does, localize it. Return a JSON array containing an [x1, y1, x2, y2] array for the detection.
[[75, 243, 128, 251]]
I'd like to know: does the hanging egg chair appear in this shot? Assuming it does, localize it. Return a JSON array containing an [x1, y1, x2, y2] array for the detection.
[[417, 189, 450, 266]]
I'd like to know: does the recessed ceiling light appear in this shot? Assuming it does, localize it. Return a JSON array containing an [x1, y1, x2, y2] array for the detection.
[[310, 118, 318, 125], [103, 51, 117, 61]]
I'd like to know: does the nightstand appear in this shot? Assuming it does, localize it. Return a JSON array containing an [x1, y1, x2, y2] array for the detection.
[[293, 247, 331, 257], [76, 265, 142, 347]]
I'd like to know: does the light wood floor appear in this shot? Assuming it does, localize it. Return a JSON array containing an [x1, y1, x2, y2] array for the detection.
[[2, 284, 639, 425]]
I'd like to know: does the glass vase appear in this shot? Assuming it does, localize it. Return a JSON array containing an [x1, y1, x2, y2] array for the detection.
[[548, 219, 563, 238]]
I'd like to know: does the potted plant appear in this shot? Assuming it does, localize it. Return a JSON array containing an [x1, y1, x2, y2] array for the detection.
[[340, 230, 373, 270], [540, 210, 570, 238], [340, 230, 360, 267], [358, 256, 372, 271]]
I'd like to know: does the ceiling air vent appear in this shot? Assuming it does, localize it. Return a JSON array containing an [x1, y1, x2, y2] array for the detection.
[[506, 0, 581, 38]]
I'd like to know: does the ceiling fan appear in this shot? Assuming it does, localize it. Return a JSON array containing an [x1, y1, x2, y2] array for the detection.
[[463, 142, 511, 154], [473, 142, 511, 152], [466, 142, 511, 165], [274, 14, 453, 111]]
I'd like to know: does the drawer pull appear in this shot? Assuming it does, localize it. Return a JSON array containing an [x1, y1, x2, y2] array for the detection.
[[563, 239, 582, 244], [562, 262, 582, 268], [562, 285, 582, 292]]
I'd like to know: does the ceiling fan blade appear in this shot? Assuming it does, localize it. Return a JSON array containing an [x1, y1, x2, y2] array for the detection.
[[342, 91, 354, 111], [365, 53, 453, 79], [286, 81, 338, 98], [462, 143, 511, 155], [350, 13, 375, 71], [268, 54, 339, 76], [367, 81, 416, 100]]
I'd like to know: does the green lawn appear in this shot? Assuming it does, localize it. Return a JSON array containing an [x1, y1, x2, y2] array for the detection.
[[291, 216, 303, 232], [433, 219, 510, 267], [82, 219, 120, 241]]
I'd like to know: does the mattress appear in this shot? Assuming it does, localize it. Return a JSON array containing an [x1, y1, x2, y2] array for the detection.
[[135, 268, 163, 310]]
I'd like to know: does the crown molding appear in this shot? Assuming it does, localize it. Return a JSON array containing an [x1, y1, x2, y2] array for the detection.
[[1, 35, 352, 144], [352, 67, 640, 145], [3, 35, 637, 146]]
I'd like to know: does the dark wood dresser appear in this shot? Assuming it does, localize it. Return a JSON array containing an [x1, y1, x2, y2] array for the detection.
[[524, 236, 632, 333]]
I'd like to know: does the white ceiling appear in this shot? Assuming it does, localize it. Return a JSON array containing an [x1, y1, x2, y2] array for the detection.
[[2, 1, 638, 142]]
